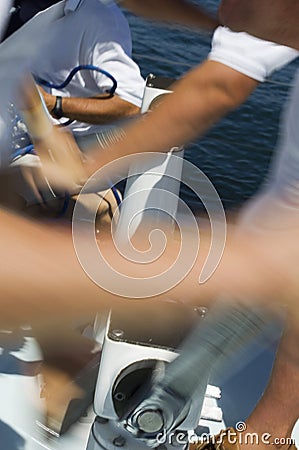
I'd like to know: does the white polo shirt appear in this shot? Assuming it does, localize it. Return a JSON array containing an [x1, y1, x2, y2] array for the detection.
[[30, 0, 145, 136], [209, 26, 299, 82]]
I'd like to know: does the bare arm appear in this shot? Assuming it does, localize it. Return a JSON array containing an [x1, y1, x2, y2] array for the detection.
[[122, 0, 219, 32], [89, 60, 258, 169], [1, 207, 299, 328], [219, 0, 299, 50], [0, 209, 121, 327], [40, 88, 140, 124]]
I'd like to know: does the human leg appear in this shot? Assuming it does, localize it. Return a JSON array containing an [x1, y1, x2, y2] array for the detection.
[[244, 327, 299, 448]]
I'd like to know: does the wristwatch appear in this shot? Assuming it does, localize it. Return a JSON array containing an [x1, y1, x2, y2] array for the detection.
[[51, 96, 64, 119]]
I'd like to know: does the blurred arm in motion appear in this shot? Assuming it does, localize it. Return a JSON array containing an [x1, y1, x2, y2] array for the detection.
[[0, 208, 298, 329], [86, 25, 297, 175], [0, 207, 120, 327], [88, 59, 258, 171], [122, 0, 219, 32], [18, 76, 85, 191], [219, 0, 299, 50]]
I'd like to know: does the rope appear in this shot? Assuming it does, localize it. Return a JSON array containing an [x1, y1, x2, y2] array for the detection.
[[34, 64, 117, 95]]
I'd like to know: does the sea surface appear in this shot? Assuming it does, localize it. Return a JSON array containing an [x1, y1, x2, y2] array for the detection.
[[123, 0, 299, 212]]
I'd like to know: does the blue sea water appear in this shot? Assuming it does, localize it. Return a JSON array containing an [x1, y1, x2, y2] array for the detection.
[[123, 1, 299, 212]]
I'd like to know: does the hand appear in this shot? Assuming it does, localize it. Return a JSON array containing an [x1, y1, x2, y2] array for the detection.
[[32, 126, 87, 192], [20, 77, 87, 192]]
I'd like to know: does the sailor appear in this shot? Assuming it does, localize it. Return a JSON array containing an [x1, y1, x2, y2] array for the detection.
[[1, 0, 145, 218]]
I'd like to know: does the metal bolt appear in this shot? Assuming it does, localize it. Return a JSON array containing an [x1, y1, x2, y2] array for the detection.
[[147, 73, 155, 87], [110, 329, 124, 339], [113, 435, 126, 447], [114, 392, 126, 402], [136, 410, 164, 433]]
